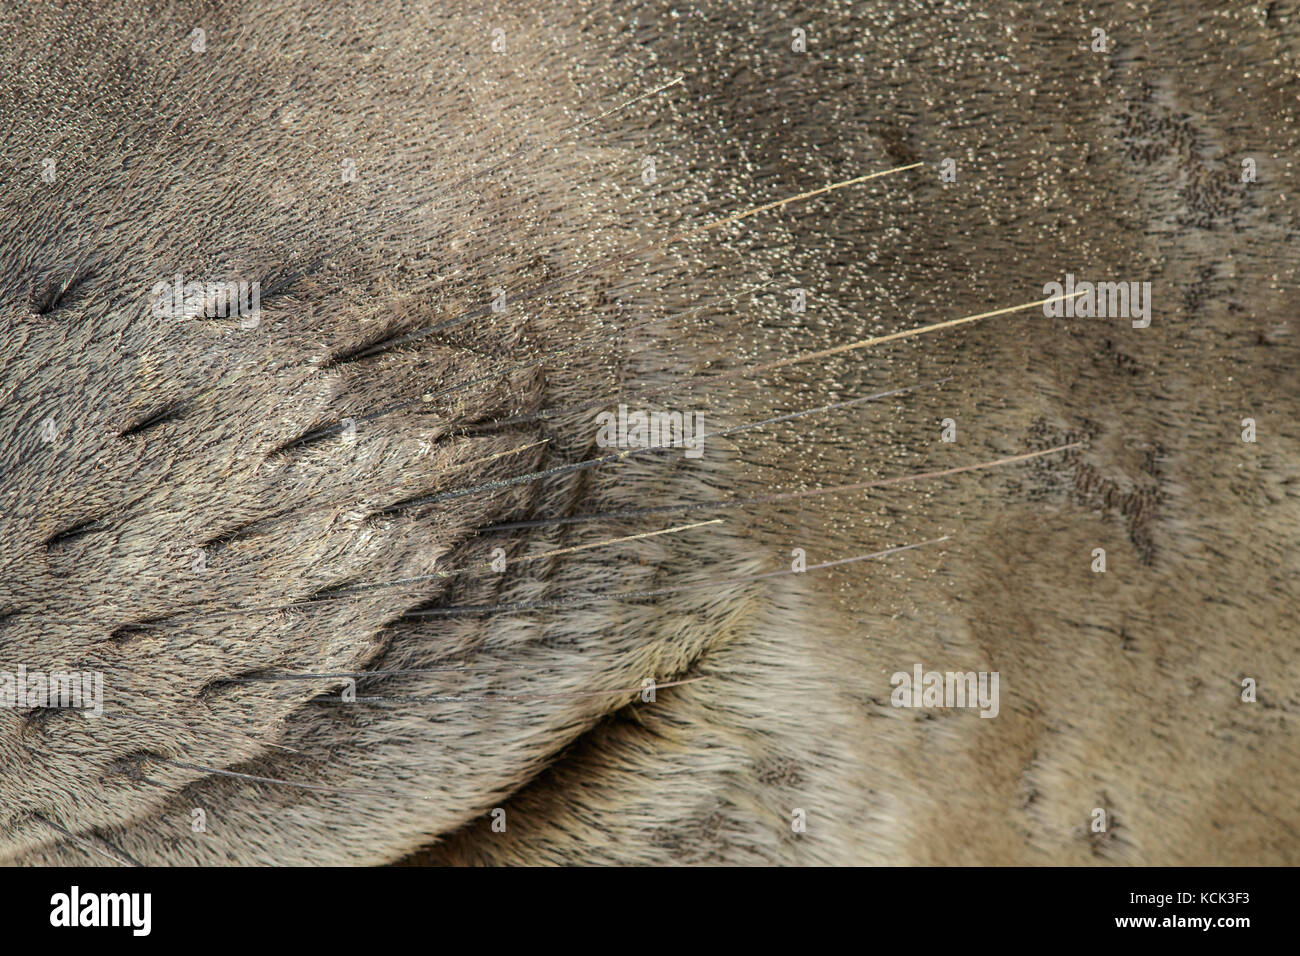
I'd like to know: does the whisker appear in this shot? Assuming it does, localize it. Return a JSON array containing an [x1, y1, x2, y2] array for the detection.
[[150, 520, 722, 623], [79, 73, 686, 507], [289, 279, 777, 441], [307, 676, 705, 705], [737, 291, 1089, 379], [473, 291, 1089, 433], [30, 812, 141, 867], [568, 74, 686, 132], [665, 163, 923, 244], [160, 759, 404, 800], [200, 437, 551, 574], [116, 437, 548, 596], [284, 347, 590, 448], [39, 427, 548, 592], [219, 667, 484, 682], [348, 164, 921, 373], [481, 444, 1082, 532], [282, 519, 724, 607], [694, 376, 949, 439], [40, 518, 724, 628], [99, 710, 302, 755], [406, 538, 949, 618], [385, 376, 940, 515]]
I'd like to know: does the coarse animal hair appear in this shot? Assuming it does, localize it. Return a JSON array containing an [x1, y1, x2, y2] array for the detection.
[[1, 0, 1298, 866]]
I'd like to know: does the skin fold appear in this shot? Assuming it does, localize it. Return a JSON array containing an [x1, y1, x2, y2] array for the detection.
[[0, 1, 1297, 865]]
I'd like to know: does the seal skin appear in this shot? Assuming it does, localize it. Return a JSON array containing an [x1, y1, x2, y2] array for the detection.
[[1, 1, 1297, 865]]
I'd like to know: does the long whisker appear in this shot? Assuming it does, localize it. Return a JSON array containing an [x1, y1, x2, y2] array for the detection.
[[739, 291, 1089, 379], [347, 164, 922, 364], [664, 163, 923, 243], [99, 710, 303, 755], [569, 74, 687, 132], [279, 519, 724, 607], [473, 290, 1089, 433], [30, 813, 141, 867], [385, 376, 941, 515], [480, 444, 1082, 533], [38, 518, 724, 629], [219, 667, 485, 682], [405, 538, 949, 619], [307, 676, 705, 705], [286, 279, 778, 442], [160, 759, 406, 800], [148, 519, 722, 623], [199, 437, 551, 578], [281, 349, 586, 448]]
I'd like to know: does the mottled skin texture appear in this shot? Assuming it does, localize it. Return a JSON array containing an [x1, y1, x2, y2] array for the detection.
[[0, 1, 1297, 865]]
